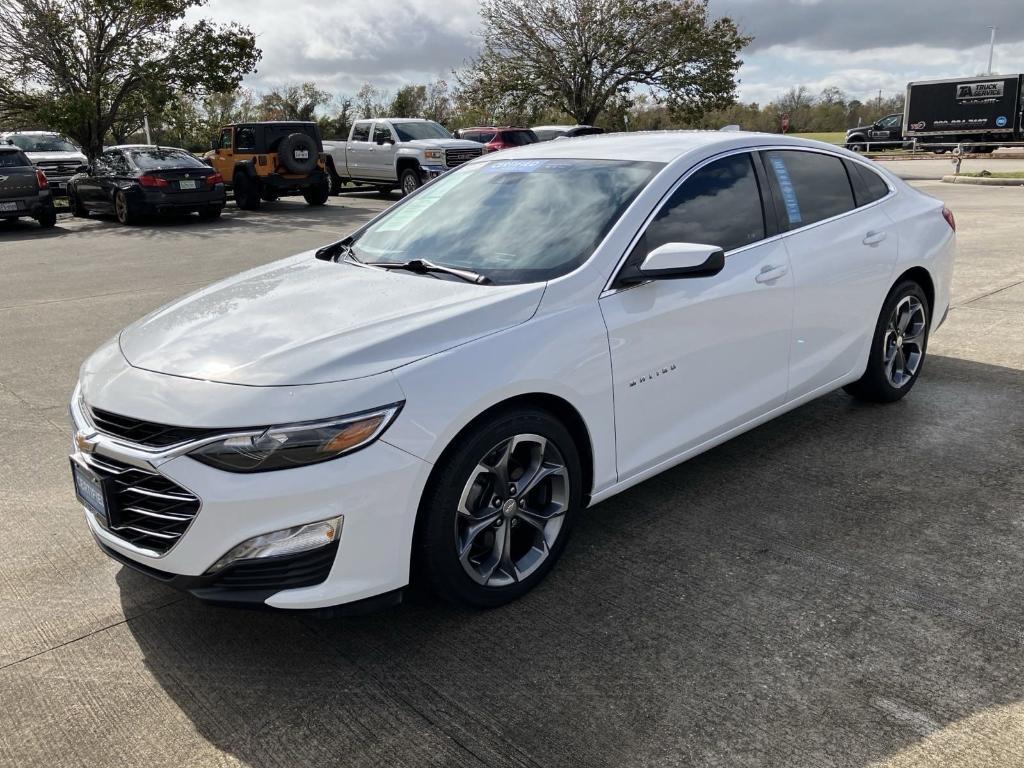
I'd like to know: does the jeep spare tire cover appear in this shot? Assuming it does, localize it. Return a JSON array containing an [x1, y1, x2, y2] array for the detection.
[[278, 132, 318, 174]]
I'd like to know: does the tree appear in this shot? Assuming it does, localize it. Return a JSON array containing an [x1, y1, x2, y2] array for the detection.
[[0, 0, 261, 158], [460, 0, 750, 126], [318, 97, 354, 140], [258, 82, 331, 121], [390, 85, 427, 118], [354, 83, 389, 120]]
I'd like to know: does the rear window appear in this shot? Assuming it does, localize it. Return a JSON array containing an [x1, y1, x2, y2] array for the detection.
[[264, 124, 320, 152], [762, 150, 856, 230], [128, 148, 206, 170], [499, 130, 537, 146], [0, 149, 30, 167]]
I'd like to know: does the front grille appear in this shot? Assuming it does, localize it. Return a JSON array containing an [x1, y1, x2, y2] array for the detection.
[[84, 453, 200, 554], [445, 147, 483, 167], [89, 406, 223, 448], [34, 160, 80, 181], [209, 541, 339, 590]]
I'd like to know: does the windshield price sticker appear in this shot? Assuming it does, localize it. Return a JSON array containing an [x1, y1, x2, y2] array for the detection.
[[484, 159, 549, 173], [769, 156, 802, 225]]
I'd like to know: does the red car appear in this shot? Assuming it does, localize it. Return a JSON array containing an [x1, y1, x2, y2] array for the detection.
[[455, 127, 538, 153]]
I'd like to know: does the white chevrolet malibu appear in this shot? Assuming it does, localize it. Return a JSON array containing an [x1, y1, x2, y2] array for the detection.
[[70, 132, 955, 611]]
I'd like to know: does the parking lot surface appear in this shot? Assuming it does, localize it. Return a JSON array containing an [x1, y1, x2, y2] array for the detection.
[[1, 180, 1023, 767]]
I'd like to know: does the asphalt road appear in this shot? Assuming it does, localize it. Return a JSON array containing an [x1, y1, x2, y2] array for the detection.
[[1, 179, 1023, 768]]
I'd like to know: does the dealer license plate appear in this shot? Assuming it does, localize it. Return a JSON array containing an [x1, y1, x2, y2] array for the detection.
[[0, 201, 18, 212], [71, 460, 108, 519], [179, 180, 198, 190]]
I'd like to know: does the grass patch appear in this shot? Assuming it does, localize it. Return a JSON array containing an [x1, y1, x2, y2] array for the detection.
[[959, 170, 1024, 179], [788, 132, 846, 144]]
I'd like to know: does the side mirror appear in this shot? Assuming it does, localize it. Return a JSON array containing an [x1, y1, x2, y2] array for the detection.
[[618, 242, 725, 286], [641, 242, 725, 278], [375, 135, 391, 146]]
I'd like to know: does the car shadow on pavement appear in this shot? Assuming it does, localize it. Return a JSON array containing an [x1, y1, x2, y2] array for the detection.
[[0, 217, 72, 241], [120, 354, 1024, 768]]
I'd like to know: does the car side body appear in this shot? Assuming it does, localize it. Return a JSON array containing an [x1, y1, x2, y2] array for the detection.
[[67, 145, 227, 224], [455, 127, 539, 153], [70, 131, 955, 611]]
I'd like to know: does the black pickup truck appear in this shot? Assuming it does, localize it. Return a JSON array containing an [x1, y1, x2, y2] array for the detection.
[[845, 113, 906, 152], [903, 75, 1024, 152], [0, 145, 57, 228]]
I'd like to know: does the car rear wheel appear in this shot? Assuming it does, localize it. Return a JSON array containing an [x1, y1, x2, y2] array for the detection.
[[302, 178, 330, 206], [233, 173, 261, 210], [114, 191, 138, 225], [417, 409, 582, 608], [35, 205, 57, 228], [325, 160, 343, 195], [400, 167, 422, 197], [844, 279, 930, 403]]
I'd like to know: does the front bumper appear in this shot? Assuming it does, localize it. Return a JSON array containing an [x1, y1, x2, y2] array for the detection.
[[70, 392, 431, 610]]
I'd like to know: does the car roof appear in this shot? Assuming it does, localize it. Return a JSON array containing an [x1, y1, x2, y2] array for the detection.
[[1, 130, 64, 136], [531, 125, 591, 130], [462, 126, 532, 131], [107, 144, 189, 151], [479, 130, 848, 163]]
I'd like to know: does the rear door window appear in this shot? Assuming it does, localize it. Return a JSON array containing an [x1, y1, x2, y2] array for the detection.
[[351, 122, 371, 142], [762, 150, 856, 230], [235, 127, 257, 152], [641, 152, 766, 254], [372, 124, 394, 144]]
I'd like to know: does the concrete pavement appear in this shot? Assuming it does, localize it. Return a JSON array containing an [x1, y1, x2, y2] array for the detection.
[[1, 183, 1022, 767]]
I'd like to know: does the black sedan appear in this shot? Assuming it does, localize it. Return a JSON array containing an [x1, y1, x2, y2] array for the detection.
[[68, 145, 226, 225]]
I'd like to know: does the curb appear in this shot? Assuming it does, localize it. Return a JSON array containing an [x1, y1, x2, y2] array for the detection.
[[941, 175, 1024, 186]]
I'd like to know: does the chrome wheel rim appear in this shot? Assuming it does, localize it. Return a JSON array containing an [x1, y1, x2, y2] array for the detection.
[[884, 295, 926, 387], [115, 193, 127, 222], [455, 434, 569, 588], [402, 173, 418, 195]]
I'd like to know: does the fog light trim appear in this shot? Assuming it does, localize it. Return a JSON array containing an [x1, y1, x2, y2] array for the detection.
[[207, 516, 343, 574]]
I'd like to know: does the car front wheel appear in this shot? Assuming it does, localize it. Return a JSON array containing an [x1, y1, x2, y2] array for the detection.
[[400, 167, 422, 197], [417, 409, 582, 608], [845, 279, 930, 402]]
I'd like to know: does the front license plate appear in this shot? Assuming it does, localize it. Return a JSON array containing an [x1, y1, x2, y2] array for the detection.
[[178, 180, 198, 190], [71, 460, 107, 519], [0, 201, 18, 212], [53, 197, 69, 209]]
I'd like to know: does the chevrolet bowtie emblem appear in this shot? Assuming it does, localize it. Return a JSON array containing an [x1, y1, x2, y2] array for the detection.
[[75, 431, 99, 454]]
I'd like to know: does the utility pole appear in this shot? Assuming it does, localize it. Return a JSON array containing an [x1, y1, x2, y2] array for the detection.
[[987, 26, 997, 74]]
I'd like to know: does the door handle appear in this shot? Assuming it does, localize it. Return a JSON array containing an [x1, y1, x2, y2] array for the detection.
[[755, 264, 788, 284], [862, 230, 887, 246]]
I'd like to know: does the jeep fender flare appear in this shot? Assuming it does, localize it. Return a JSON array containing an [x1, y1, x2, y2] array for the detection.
[[232, 160, 258, 183]]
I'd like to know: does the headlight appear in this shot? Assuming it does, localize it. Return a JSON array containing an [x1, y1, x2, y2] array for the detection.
[[423, 149, 443, 161], [189, 403, 402, 473]]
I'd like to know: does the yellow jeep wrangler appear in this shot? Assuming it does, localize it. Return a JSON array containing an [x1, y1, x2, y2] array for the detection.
[[206, 121, 330, 210]]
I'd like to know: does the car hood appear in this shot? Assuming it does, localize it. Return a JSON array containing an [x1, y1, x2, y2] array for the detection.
[[405, 138, 483, 151], [25, 150, 88, 164], [118, 253, 545, 386]]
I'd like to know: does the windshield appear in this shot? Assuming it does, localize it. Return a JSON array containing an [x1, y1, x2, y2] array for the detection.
[[8, 134, 79, 153], [350, 158, 662, 284], [128, 148, 206, 170], [392, 121, 452, 141]]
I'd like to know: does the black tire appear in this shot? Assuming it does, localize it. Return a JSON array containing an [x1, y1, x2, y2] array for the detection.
[[302, 177, 330, 206], [114, 190, 138, 225], [277, 133, 319, 174], [35, 204, 57, 228], [325, 160, 343, 195], [399, 167, 422, 197], [844, 279, 930, 403], [417, 408, 582, 608], [847, 141, 867, 153], [68, 188, 89, 218], [197, 206, 222, 220], [233, 173, 261, 210], [375, 185, 394, 196], [260, 189, 279, 202]]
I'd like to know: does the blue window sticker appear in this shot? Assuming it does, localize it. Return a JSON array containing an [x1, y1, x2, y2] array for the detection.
[[769, 156, 802, 225], [996, 115, 1008, 128], [484, 159, 548, 173]]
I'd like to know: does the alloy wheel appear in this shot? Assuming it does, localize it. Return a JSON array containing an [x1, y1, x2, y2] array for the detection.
[[115, 193, 128, 224], [884, 295, 926, 387], [402, 172, 419, 196], [455, 434, 570, 588]]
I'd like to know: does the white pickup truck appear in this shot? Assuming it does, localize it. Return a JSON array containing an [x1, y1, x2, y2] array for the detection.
[[322, 118, 484, 196]]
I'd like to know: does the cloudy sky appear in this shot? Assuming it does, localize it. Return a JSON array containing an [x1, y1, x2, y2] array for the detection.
[[187, 0, 1024, 107]]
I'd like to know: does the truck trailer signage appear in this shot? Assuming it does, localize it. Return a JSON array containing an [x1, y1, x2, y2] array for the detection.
[[956, 81, 1004, 102], [904, 75, 1022, 137]]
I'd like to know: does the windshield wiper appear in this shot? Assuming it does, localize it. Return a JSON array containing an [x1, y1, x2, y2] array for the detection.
[[365, 258, 492, 285]]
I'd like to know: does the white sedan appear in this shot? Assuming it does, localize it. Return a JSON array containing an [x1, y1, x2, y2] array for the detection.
[[69, 132, 955, 611]]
